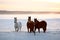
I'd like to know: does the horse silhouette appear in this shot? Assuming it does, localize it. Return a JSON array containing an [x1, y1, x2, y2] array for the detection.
[[27, 17, 34, 32], [27, 21, 34, 32], [14, 17, 22, 32], [34, 18, 47, 33]]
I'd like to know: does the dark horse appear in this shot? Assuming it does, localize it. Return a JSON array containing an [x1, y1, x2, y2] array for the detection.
[[27, 17, 34, 32], [34, 18, 47, 33], [27, 21, 34, 32]]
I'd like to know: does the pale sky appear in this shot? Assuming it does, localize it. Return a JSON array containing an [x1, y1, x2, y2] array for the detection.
[[0, 0, 60, 11]]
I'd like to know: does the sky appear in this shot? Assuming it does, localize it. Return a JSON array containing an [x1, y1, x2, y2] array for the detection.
[[0, 0, 60, 11]]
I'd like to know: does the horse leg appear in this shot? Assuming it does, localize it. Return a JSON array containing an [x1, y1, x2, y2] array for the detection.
[[35, 27, 36, 32], [30, 29, 32, 32], [43, 27, 46, 33], [16, 27, 19, 32], [16, 28, 18, 32], [15, 27, 18, 32], [15, 27, 16, 31], [38, 28, 40, 33], [44, 28, 46, 33], [27, 28, 29, 32], [30, 28, 33, 33], [33, 27, 36, 35], [33, 27, 36, 33]]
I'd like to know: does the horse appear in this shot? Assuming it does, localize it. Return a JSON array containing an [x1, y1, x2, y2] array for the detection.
[[14, 17, 22, 32], [34, 19, 47, 33], [27, 16, 35, 32], [27, 21, 34, 32]]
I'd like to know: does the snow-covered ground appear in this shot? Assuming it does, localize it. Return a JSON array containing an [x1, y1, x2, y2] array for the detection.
[[0, 14, 60, 40], [0, 31, 60, 40]]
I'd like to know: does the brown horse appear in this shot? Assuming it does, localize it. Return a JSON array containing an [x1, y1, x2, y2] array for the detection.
[[27, 21, 34, 32], [27, 16, 34, 32], [34, 19, 47, 33]]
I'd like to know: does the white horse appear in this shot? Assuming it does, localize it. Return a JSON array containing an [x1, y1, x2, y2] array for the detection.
[[14, 22, 22, 32]]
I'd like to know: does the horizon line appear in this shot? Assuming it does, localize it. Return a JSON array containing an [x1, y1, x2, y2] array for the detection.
[[0, 10, 60, 14]]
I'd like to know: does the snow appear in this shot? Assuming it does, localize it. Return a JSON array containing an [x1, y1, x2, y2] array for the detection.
[[0, 14, 60, 40], [0, 31, 60, 40]]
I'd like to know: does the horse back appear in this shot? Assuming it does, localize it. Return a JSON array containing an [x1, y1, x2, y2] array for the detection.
[[39, 20, 47, 28]]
